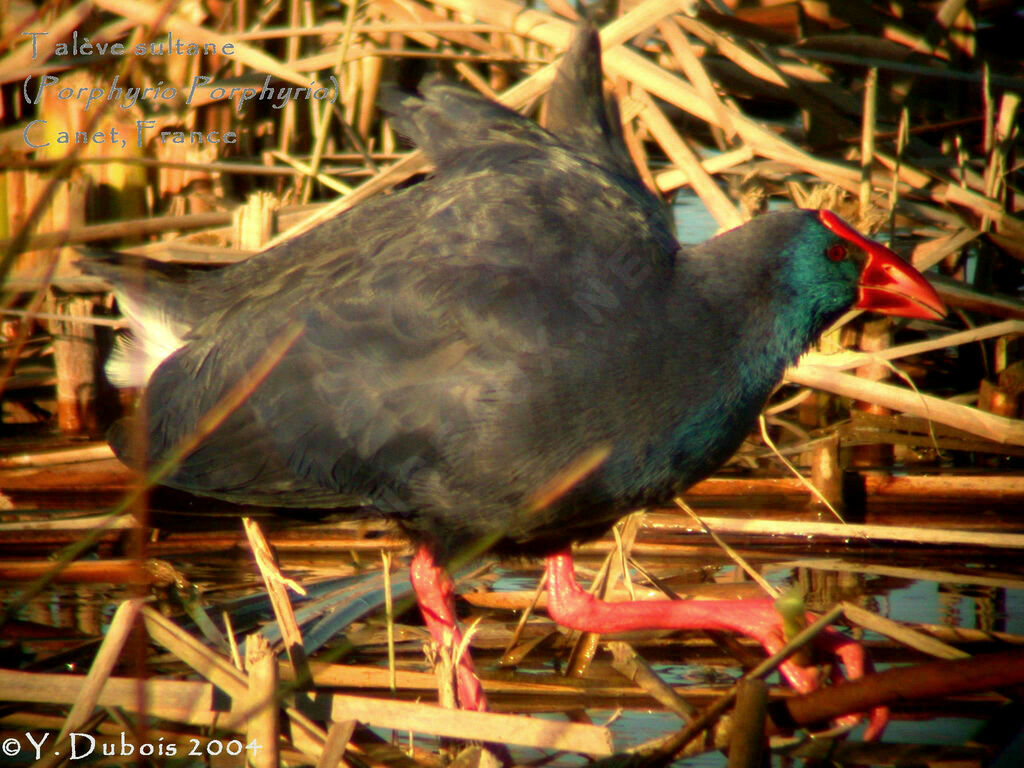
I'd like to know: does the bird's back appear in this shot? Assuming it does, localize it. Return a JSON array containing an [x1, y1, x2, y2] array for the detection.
[[86, 26, 695, 557]]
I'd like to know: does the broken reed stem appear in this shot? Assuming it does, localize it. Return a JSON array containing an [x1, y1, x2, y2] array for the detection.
[[224, 610, 244, 670], [304, 0, 361, 204], [637, 89, 742, 229], [656, 17, 736, 141], [859, 67, 878, 220], [243, 516, 310, 687], [802, 320, 1024, 372], [788, 364, 1024, 446], [889, 107, 909, 241], [1, 308, 126, 328], [842, 602, 969, 660], [983, 62, 994, 154], [499, 569, 547, 663], [613, 522, 637, 601], [726, 680, 768, 768], [318, 721, 357, 768], [383, 550, 397, 694], [245, 633, 280, 768], [618, 80, 662, 195], [758, 414, 845, 523], [607, 641, 698, 721], [58, 599, 144, 742], [566, 542, 620, 678], [673, 497, 778, 598]]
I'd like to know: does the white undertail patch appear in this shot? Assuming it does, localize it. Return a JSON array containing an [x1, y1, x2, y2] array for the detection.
[[106, 292, 187, 388]]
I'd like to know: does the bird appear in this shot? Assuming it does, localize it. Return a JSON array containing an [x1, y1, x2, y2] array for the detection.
[[84, 23, 944, 733]]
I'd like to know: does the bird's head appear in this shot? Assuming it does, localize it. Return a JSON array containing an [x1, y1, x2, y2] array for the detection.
[[815, 209, 945, 321], [695, 209, 946, 366], [738, 209, 946, 338]]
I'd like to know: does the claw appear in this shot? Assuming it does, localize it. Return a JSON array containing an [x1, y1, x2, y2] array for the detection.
[[759, 613, 889, 738]]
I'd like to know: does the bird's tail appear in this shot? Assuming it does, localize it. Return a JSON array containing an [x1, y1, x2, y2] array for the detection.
[[77, 250, 211, 388]]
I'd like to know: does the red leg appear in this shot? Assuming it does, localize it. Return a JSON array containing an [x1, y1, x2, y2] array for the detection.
[[544, 550, 888, 737], [409, 545, 488, 712]]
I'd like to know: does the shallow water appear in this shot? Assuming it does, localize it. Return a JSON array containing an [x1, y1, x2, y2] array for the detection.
[[7, 494, 1022, 766]]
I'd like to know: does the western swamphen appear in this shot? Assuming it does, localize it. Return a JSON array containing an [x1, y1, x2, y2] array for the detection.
[[86, 25, 944, 732]]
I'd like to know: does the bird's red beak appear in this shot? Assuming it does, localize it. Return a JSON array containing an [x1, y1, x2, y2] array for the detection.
[[819, 210, 946, 321]]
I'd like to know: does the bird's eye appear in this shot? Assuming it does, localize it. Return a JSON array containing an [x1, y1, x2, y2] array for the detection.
[[827, 244, 848, 262]]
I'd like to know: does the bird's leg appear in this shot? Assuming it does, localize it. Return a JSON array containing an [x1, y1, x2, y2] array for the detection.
[[409, 544, 488, 712], [544, 550, 888, 738]]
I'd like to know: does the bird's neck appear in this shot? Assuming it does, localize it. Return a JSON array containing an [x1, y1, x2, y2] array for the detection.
[[651, 262, 822, 493]]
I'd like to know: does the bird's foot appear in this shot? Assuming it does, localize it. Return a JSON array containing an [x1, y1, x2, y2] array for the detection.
[[410, 545, 489, 712], [544, 550, 888, 738], [410, 546, 512, 765], [720, 600, 889, 739]]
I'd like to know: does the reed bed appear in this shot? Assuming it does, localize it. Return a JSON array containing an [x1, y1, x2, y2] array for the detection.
[[1, 0, 1023, 766]]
